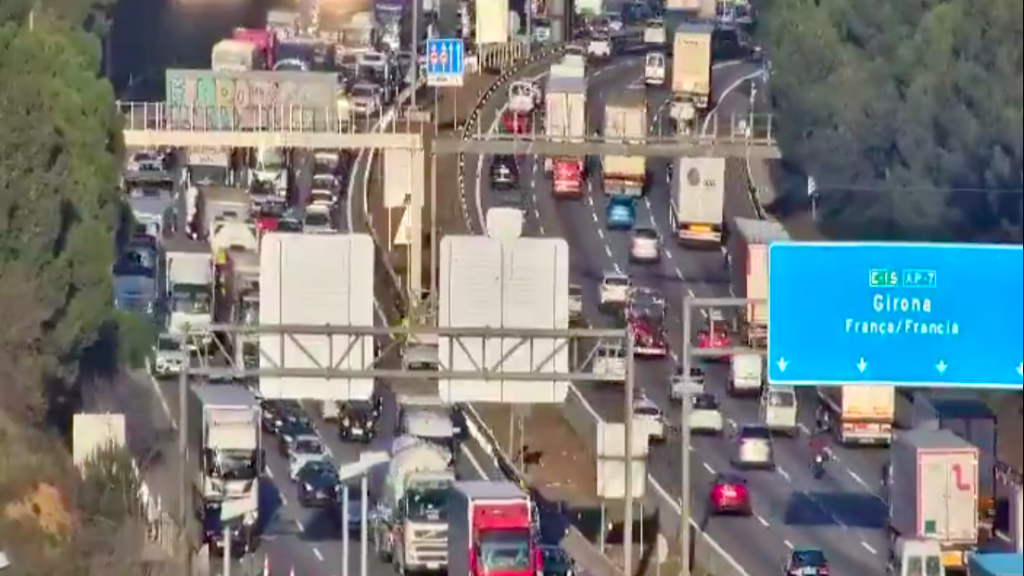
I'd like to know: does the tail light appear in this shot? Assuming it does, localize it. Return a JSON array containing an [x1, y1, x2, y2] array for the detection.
[[820, 567, 829, 574]]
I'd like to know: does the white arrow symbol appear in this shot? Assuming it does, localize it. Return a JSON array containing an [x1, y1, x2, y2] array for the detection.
[[1017, 363, 1022, 376], [777, 358, 788, 372], [857, 358, 867, 373], [936, 360, 947, 374]]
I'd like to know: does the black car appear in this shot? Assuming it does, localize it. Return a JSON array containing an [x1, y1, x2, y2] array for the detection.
[[296, 461, 339, 507], [538, 544, 574, 576], [489, 155, 520, 190], [784, 548, 828, 575], [338, 400, 379, 443], [261, 399, 303, 434], [449, 406, 469, 441], [277, 414, 316, 455]]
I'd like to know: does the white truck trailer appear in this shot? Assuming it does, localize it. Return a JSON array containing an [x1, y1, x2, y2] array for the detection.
[[727, 217, 789, 346], [818, 385, 895, 445], [544, 67, 587, 196], [374, 436, 456, 573], [164, 237, 213, 341], [669, 157, 724, 244], [602, 90, 646, 196], [186, 384, 261, 527], [886, 428, 979, 572]]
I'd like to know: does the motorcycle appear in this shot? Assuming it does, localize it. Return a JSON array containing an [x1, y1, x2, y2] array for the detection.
[[811, 453, 827, 478]]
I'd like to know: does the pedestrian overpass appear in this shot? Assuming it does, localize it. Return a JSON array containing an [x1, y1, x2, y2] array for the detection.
[[118, 101, 781, 158]]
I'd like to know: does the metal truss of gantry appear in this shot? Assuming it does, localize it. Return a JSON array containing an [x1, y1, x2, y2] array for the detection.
[[176, 322, 649, 576], [676, 297, 766, 576]]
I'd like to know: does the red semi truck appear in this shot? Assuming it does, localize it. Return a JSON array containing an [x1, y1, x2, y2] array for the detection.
[[448, 481, 540, 576]]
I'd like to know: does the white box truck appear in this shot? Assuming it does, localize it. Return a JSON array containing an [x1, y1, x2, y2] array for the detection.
[[818, 385, 894, 445], [727, 217, 789, 346], [374, 436, 455, 572], [886, 428, 979, 571], [670, 157, 724, 244], [163, 237, 213, 341]]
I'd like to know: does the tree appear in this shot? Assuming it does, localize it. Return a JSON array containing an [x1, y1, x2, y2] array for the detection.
[[0, 18, 123, 402], [756, 0, 1023, 241]]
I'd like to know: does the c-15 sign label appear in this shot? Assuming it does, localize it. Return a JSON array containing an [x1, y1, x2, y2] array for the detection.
[[766, 242, 1023, 388]]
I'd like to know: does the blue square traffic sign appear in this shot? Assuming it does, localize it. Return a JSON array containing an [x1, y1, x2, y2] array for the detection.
[[767, 242, 1023, 388], [425, 38, 464, 86]]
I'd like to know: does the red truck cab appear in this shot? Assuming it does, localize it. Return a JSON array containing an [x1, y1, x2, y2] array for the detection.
[[448, 481, 540, 576], [233, 28, 274, 68], [552, 158, 583, 197]]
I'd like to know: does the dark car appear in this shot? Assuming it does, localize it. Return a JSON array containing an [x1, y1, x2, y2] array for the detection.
[[784, 548, 828, 575], [297, 460, 339, 507], [449, 406, 468, 441], [201, 501, 254, 556], [338, 400, 379, 443], [261, 399, 303, 434], [539, 544, 574, 576], [277, 414, 316, 456], [489, 155, 520, 190]]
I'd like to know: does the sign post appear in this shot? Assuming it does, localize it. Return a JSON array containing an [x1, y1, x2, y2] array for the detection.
[[425, 38, 465, 86], [767, 242, 1023, 388]]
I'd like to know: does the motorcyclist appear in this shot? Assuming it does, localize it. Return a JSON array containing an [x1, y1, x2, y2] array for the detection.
[[809, 436, 830, 474], [814, 405, 830, 432]]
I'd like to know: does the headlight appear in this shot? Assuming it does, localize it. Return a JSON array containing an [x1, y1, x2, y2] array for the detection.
[[303, 483, 312, 491]]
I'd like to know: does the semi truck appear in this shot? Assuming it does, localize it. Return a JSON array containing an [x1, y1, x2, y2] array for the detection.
[[602, 90, 646, 196], [669, 157, 724, 244], [817, 385, 894, 445], [187, 384, 261, 547], [164, 237, 213, 342], [214, 248, 260, 368], [727, 217, 789, 346], [374, 435, 456, 573], [544, 66, 587, 197], [448, 481, 539, 576], [909, 393, 998, 521], [671, 23, 712, 118], [885, 428, 979, 572]]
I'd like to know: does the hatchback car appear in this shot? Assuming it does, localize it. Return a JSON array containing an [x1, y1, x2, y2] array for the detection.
[[709, 472, 751, 515], [784, 548, 829, 575], [732, 424, 774, 468], [688, 393, 723, 435], [632, 396, 666, 441], [297, 460, 339, 507], [629, 227, 659, 261]]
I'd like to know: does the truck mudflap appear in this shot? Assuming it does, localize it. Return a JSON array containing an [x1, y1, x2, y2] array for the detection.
[[604, 177, 644, 196]]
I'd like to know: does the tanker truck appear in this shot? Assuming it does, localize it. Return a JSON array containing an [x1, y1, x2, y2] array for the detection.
[[373, 435, 456, 573]]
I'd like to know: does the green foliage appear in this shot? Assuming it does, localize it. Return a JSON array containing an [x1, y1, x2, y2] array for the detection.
[[77, 445, 144, 523], [757, 0, 1023, 241], [0, 18, 122, 390], [111, 310, 159, 370]]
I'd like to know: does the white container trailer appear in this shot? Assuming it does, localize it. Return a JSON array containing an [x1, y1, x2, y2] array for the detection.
[[887, 428, 979, 571], [726, 217, 789, 346], [669, 157, 724, 244]]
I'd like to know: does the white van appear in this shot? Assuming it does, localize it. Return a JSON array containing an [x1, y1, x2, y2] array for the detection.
[[760, 386, 797, 435], [644, 52, 665, 85], [728, 353, 762, 396]]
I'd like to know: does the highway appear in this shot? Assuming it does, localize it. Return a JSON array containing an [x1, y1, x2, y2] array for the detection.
[[465, 53, 895, 574]]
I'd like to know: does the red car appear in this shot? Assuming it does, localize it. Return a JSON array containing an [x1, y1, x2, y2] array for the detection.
[[502, 110, 531, 134], [629, 311, 667, 356], [697, 329, 730, 360], [709, 473, 751, 515]]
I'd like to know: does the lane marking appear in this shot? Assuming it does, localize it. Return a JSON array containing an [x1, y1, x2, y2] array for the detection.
[[755, 514, 769, 527], [312, 546, 324, 561], [861, 542, 876, 554]]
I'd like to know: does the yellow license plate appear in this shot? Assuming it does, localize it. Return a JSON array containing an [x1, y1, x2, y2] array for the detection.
[[688, 225, 710, 232], [942, 551, 961, 565]]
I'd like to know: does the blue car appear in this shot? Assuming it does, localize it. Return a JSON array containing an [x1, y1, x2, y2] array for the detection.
[[606, 196, 635, 229]]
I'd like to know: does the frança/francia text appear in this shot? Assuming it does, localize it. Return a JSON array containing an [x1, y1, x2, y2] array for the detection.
[[844, 294, 960, 336]]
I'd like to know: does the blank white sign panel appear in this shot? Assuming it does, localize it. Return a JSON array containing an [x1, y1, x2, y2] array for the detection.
[[258, 233, 375, 400], [438, 235, 569, 402]]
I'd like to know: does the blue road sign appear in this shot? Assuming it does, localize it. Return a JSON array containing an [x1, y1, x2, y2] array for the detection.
[[767, 242, 1023, 388], [425, 38, 464, 86]]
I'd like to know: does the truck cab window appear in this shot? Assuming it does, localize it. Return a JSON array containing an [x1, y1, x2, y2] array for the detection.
[[478, 528, 531, 572], [173, 286, 211, 313], [203, 448, 259, 480]]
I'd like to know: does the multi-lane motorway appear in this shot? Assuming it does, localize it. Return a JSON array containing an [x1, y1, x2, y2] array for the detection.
[[464, 54, 894, 574]]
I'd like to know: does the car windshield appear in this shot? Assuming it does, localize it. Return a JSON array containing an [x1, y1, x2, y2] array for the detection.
[[633, 228, 657, 239], [305, 212, 330, 226], [569, 286, 582, 297], [351, 85, 375, 98], [294, 438, 323, 454], [740, 426, 770, 439], [792, 550, 826, 566], [313, 176, 335, 189], [693, 394, 719, 410], [604, 276, 629, 286], [157, 337, 180, 351], [769, 392, 796, 407], [478, 528, 531, 571], [633, 404, 659, 416], [302, 461, 335, 477], [540, 547, 569, 569], [599, 346, 625, 358]]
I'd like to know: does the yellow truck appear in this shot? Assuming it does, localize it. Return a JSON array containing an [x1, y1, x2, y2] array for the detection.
[[671, 23, 713, 110], [818, 384, 894, 445]]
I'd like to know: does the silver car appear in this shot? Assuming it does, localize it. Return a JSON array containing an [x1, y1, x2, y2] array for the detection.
[[288, 435, 329, 480], [348, 82, 381, 116], [150, 334, 186, 377]]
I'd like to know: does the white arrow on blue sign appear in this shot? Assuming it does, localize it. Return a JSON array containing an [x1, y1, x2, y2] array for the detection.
[[425, 38, 464, 87]]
